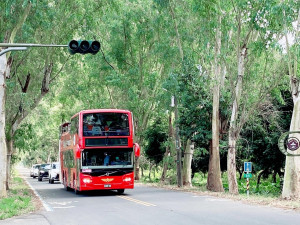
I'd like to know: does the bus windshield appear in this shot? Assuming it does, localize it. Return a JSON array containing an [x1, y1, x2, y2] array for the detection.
[[81, 148, 133, 168], [83, 113, 130, 137]]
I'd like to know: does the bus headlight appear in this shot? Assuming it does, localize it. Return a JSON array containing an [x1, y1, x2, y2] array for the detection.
[[83, 178, 92, 183], [123, 177, 132, 182]]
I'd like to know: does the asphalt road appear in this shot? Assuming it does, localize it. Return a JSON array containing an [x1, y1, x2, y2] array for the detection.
[[2, 167, 300, 225]]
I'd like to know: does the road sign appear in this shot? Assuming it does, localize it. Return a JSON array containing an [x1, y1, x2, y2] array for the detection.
[[287, 137, 300, 151], [244, 173, 252, 178], [244, 162, 252, 172]]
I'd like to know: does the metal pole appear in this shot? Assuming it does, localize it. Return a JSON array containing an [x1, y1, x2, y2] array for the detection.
[[246, 177, 249, 197], [0, 43, 67, 48], [0, 47, 27, 56], [174, 96, 182, 187]]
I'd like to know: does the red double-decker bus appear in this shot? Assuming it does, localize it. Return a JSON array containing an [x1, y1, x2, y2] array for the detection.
[[59, 109, 140, 194]]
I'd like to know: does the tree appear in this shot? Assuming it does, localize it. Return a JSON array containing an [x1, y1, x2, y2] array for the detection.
[[207, 1, 224, 192], [0, 53, 8, 197], [225, 0, 289, 194], [144, 118, 168, 179], [0, 0, 32, 196], [282, 8, 300, 199]]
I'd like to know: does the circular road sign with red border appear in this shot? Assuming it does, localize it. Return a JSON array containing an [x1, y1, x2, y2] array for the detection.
[[287, 137, 300, 151]]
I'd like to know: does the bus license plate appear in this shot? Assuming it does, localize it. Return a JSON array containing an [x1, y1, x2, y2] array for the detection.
[[104, 184, 111, 188]]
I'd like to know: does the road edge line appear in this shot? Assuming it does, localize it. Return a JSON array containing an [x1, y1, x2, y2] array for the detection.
[[23, 178, 53, 212]]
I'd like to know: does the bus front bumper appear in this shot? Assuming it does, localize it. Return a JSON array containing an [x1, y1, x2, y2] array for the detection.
[[79, 173, 134, 191]]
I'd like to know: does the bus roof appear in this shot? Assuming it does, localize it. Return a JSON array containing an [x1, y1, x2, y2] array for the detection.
[[71, 109, 131, 119]]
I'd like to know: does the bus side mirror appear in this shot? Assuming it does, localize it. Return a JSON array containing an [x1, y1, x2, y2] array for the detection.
[[134, 143, 140, 157], [76, 148, 81, 158]]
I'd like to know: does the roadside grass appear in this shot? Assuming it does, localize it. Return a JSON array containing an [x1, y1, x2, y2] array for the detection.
[[0, 176, 36, 220]]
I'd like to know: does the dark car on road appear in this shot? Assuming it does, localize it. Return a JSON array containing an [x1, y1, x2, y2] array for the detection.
[[38, 163, 51, 181]]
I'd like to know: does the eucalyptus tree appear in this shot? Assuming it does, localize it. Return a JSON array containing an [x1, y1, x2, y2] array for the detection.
[[0, 0, 32, 196], [224, 0, 289, 194], [190, 0, 227, 192], [282, 7, 300, 199]]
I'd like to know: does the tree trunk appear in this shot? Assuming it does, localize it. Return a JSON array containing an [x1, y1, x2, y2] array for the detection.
[[149, 163, 154, 181], [227, 45, 248, 195], [6, 138, 13, 190], [282, 9, 300, 199], [237, 167, 243, 180], [141, 167, 144, 177], [272, 172, 277, 183], [256, 170, 264, 189], [161, 146, 170, 183], [207, 12, 224, 192], [227, 139, 239, 194], [182, 139, 194, 187], [135, 155, 140, 180], [0, 54, 7, 197], [282, 99, 300, 198]]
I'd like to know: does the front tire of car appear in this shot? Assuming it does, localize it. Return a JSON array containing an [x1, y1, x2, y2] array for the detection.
[[38, 176, 42, 181]]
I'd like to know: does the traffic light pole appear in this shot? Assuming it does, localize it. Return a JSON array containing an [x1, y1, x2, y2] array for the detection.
[[0, 43, 68, 56], [0, 47, 27, 56], [0, 43, 67, 47], [0, 40, 100, 55]]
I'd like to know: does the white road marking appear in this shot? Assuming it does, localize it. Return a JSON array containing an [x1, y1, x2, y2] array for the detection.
[[52, 206, 76, 209]]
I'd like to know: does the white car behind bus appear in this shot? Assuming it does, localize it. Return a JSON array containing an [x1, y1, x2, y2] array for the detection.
[[30, 164, 41, 178], [49, 162, 60, 184]]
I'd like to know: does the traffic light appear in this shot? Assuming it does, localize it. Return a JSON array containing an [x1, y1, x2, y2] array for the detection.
[[68, 40, 101, 55]]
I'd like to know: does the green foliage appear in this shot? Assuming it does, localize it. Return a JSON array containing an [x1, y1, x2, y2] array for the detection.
[[240, 90, 292, 177], [144, 118, 168, 164]]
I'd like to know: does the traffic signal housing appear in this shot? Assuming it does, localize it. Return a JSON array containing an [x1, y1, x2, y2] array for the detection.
[[68, 40, 100, 55]]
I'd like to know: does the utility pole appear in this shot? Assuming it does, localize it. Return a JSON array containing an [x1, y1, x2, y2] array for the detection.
[[172, 95, 182, 187]]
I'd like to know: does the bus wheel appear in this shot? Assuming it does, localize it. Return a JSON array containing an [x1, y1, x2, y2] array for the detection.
[[117, 189, 125, 195], [74, 180, 80, 195], [64, 179, 70, 191], [74, 188, 81, 195]]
